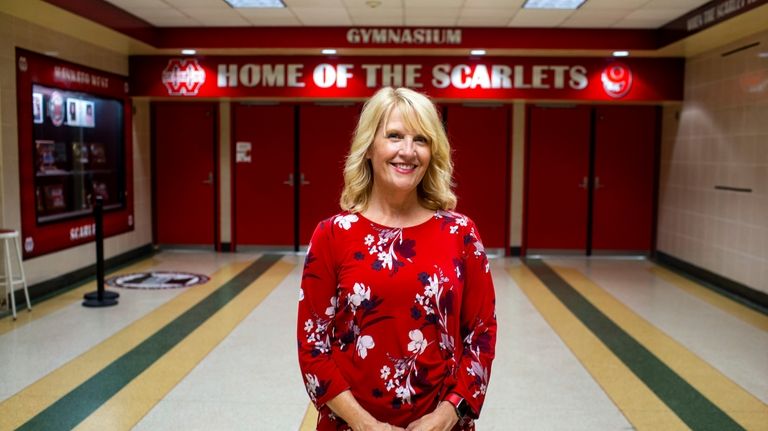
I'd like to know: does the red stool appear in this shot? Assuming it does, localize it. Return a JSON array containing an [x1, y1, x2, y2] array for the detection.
[[0, 229, 31, 319]]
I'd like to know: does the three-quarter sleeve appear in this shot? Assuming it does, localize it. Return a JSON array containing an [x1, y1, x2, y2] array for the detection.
[[297, 220, 350, 408], [451, 219, 497, 419]]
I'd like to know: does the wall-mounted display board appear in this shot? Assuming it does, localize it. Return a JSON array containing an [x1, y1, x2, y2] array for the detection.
[[16, 48, 133, 259]]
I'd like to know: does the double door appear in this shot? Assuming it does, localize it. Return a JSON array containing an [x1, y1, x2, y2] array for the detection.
[[525, 104, 658, 254], [154, 102, 513, 250], [232, 103, 360, 249]]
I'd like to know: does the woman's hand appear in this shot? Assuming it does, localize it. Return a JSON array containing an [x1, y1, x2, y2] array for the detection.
[[326, 390, 406, 431], [405, 401, 459, 431], [357, 422, 406, 431]]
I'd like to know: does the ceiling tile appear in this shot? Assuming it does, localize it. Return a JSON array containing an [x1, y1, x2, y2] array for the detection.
[[463, 0, 525, 7], [404, 17, 458, 26], [163, 0, 221, 7], [129, 7, 188, 19], [581, 0, 648, 9], [460, 8, 516, 18], [508, 9, 572, 27], [292, 7, 352, 25], [644, 0, 710, 8], [244, 16, 304, 25], [346, 7, 403, 17], [143, 16, 202, 26], [404, 0, 464, 7], [104, 0, 168, 9], [342, 0, 403, 7], [233, 8, 296, 17], [624, 8, 689, 20], [457, 17, 512, 26], [561, 9, 627, 27], [351, 16, 405, 25], [284, 0, 345, 6], [611, 18, 669, 28], [405, 7, 461, 18]]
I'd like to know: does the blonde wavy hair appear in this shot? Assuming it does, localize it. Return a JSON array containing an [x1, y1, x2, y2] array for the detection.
[[340, 87, 456, 213]]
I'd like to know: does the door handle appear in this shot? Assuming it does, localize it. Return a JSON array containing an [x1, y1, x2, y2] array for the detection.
[[283, 173, 294, 186], [578, 176, 588, 189], [595, 177, 604, 189], [202, 172, 213, 185], [300, 173, 310, 186]]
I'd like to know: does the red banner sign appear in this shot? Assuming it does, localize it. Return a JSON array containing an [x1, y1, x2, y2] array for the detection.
[[130, 55, 683, 102]]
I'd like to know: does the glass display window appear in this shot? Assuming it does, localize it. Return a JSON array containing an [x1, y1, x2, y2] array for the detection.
[[16, 48, 134, 259], [31, 85, 126, 223]]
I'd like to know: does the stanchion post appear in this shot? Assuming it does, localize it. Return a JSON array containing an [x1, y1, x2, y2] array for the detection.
[[83, 196, 118, 307]]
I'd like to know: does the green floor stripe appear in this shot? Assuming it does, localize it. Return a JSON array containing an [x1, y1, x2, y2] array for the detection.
[[524, 259, 744, 431], [18, 254, 282, 431]]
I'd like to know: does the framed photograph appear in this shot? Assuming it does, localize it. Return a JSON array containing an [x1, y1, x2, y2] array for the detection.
[[35, 139, 56, 172], [92, 180, 109, 202], [43, 183, 66, 210], [89, 142, 106, 165], [67, 98, 79, 126], [83, 101, 95, 128], [72, 142, 89, 164], [33, 93, 44, 124]]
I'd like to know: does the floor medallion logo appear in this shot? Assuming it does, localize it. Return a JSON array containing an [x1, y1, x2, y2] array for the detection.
[[107, 271, 209, 289], [162, 58, 206, 96], [601, 62, 632, 98]]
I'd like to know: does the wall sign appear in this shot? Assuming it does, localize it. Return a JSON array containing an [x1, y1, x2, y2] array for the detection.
[[16, 48, 134, 259], [130, 55, 683, 101], [661, 0, 768, 44]]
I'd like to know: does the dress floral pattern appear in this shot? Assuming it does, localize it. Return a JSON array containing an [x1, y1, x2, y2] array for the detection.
[[298, 210, 497, 430]]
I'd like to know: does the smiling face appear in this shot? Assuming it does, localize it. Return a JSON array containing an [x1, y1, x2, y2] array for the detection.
[[367, 105, 432, 201]]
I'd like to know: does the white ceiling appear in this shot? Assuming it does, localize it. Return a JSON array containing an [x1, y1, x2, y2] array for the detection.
[[102, 0, 712, 28]]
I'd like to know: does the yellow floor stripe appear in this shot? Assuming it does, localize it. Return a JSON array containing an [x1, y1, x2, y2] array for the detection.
[[554, 266, 768, 430], [507, 265, 689, 431], [299, 403, 319, 431], [0, 257, 159, 335], [73, 259, 295, 430], [0, 260, 252, 431], [651, 266, 768, 332]]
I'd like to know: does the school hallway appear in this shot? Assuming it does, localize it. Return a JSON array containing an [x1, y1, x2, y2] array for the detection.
[[2, 250, 765, 430]]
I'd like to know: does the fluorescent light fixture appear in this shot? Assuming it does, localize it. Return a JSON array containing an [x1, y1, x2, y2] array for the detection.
[[523, 0, 585, 9], [223, 0, 285, 7], [612, 50, 629, 57], [470, 49, 486, 56], [181, 49, 197, 55], [321, 49, 337, 55]]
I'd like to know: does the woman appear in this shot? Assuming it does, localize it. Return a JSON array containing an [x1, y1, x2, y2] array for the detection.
[[298, 87, 496, 431]]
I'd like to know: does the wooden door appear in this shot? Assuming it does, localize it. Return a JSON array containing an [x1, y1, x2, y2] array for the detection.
[[446, 104, 510, 249], [232, 104, 295, 247], [525, 105, 591, 252], [592, 105, 657, 252], [298, 104, 361, 244], [153, 102, 216, 246]]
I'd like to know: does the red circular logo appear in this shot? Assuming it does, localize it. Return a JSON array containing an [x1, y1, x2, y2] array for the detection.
[[601, 62, 632, 98], [162, 58, 206, 96], [48, 91, 64, 126]]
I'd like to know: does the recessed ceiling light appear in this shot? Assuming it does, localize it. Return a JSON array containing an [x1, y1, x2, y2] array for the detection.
[[322, 49, 337, 55], [470, 49, 486, 56], [612, 50, 630, 57], [181, 49, 197, 55], [523, 0, 585, 9], [223, 0, 285, 8]]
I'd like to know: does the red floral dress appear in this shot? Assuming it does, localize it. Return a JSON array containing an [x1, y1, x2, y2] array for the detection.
[[297, 210, 497, 430]]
